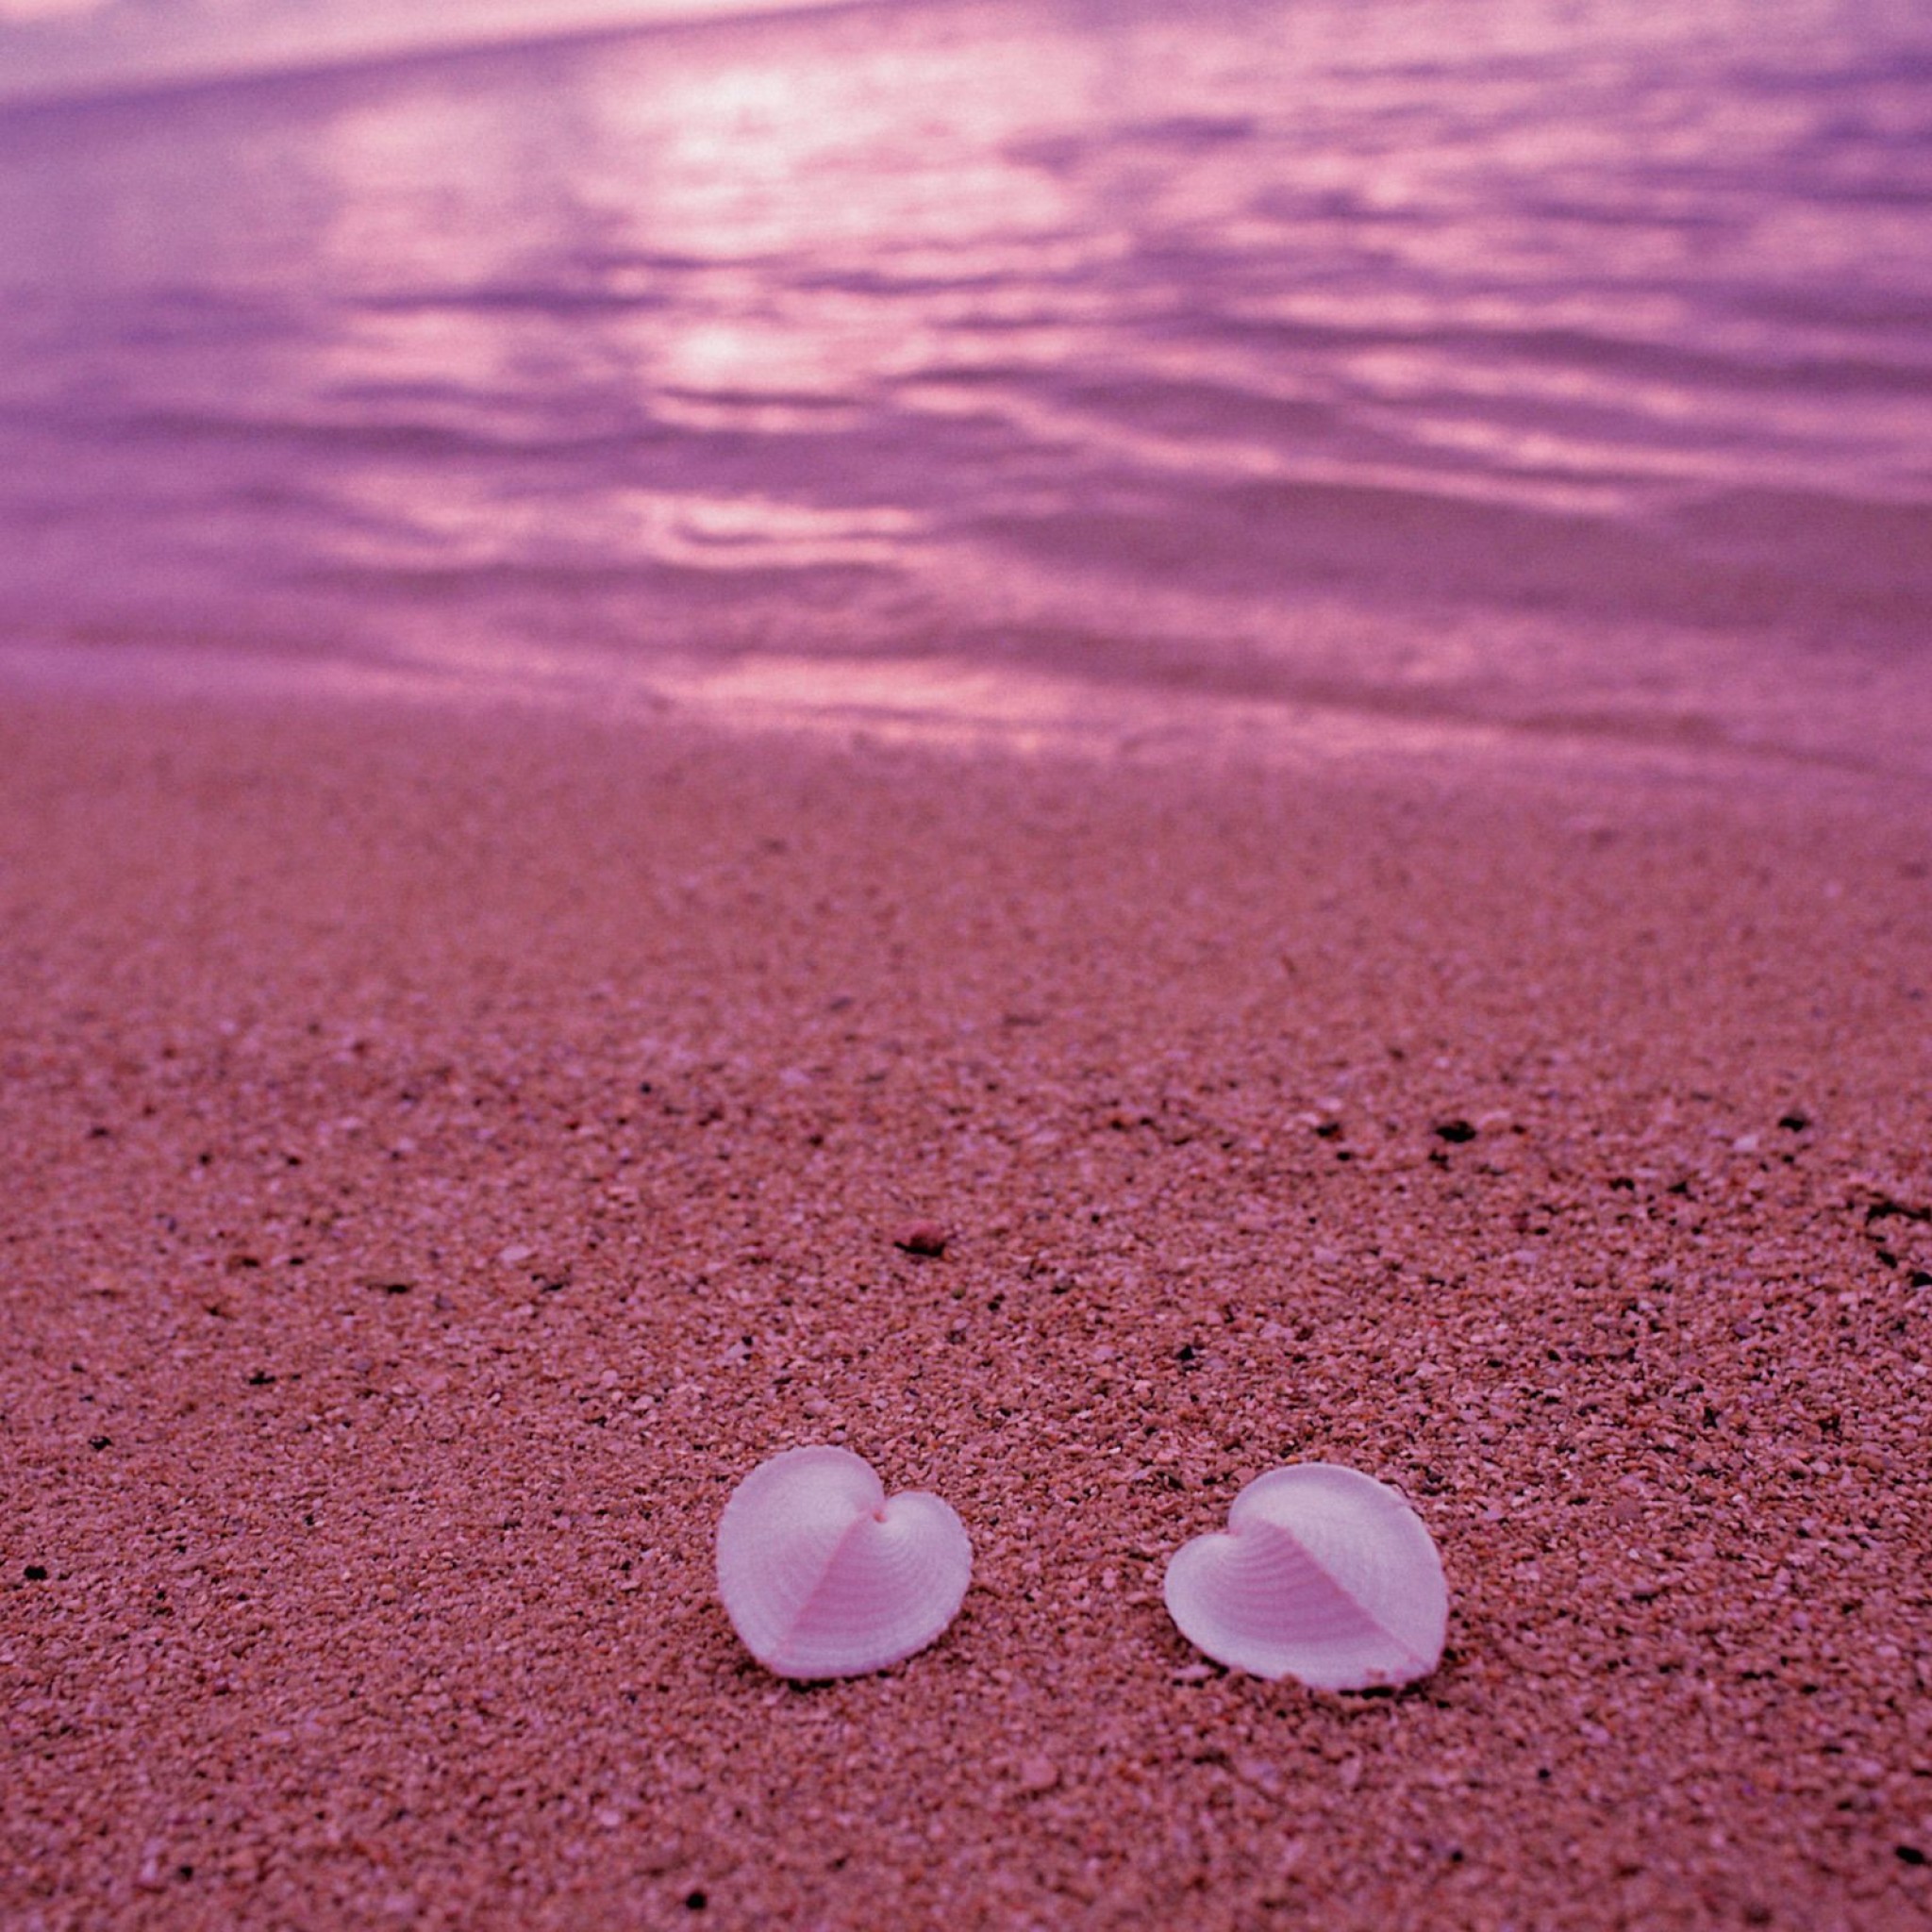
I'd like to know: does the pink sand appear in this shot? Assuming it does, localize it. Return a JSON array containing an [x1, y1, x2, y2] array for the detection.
[[3, 688, 1930, 1929]]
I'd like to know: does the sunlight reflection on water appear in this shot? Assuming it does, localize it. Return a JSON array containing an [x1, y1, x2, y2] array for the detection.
[[0, 0, 1929, 776]]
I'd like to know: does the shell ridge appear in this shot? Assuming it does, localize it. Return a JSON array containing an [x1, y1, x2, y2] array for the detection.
[[773, 1507, 881, 1661], [1237, 1465, 1443, 1663], [781, 1493, 967, 1671], [1239, 1516, 1433, 1669], [717, 1450, 876, 1662]]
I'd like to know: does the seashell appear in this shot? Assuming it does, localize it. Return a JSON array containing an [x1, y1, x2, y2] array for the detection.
[[1163, 1462, 1447, 1690], [715, 1445, 972, 1679]]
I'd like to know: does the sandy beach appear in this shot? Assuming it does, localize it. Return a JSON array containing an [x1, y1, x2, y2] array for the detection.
[[3, 685, 1930, 1930]]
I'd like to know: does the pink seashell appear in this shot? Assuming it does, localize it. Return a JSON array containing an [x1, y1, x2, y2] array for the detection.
[[1163, 1462, 1447, 1690], [716, 1446, 972, 1679]]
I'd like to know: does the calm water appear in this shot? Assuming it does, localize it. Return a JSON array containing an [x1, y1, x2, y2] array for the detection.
[[3, 0, 1930, 773]]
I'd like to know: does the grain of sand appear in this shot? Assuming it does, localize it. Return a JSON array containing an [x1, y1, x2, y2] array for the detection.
[[3, 688, 1930, 1930]]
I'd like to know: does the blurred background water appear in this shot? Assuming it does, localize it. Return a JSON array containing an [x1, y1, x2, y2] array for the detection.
[[2, 0, 1929, 773]]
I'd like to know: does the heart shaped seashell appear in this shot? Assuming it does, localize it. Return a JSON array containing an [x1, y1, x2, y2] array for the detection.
[[1163, 1462, 1447, 1690], [716, 1445, 972, 1679]]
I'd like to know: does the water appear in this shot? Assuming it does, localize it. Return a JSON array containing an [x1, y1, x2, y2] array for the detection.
[[3, 0, 1930, 774]]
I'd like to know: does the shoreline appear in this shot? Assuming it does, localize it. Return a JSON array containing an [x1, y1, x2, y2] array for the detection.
[[6, 633, 1926, 806], [4, 679, 1929, 1929]]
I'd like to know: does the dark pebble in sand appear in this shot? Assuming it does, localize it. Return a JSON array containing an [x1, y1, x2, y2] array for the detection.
[[1434, 1119, 1477, 1143], [894, 1223, 948, 1257]]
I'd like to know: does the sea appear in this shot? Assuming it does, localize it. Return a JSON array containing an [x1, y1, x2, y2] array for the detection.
[[2, 0, 1930, 778]]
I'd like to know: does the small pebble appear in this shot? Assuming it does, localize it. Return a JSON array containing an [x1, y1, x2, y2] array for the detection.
[[893, 1223, 948, 1257]]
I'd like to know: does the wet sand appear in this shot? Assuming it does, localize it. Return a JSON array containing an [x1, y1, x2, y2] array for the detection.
[[3, 686, 1930, 1930]]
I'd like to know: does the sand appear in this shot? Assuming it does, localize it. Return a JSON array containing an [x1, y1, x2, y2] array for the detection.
[[3, 684, 1930, 1930]]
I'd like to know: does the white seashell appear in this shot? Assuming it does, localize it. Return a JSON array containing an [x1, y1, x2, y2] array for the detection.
[[716, 1445, 972, 1679], [1163, 1462, 1447, 1690]]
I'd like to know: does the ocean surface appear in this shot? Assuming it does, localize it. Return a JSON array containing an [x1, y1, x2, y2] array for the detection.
[[2, 0, 1930, 775]]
